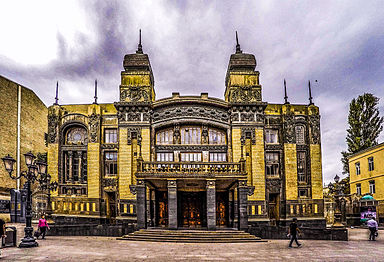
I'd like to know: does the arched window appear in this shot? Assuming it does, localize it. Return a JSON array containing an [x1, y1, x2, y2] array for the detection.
[[66, 127, 88, 145], [295, 125, 305, 145]]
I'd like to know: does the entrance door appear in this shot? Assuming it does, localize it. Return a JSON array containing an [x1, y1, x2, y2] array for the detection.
[[179, 192, 205, 228], [216, 192, 228, 227], [106, 192, 116, 222], [156, 191, 168, 227], [268, 193, 280, 224]]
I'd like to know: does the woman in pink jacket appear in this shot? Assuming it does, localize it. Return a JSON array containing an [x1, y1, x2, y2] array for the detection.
[[38, 215, 50, 239]]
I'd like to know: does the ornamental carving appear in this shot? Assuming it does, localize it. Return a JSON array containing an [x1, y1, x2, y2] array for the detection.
[[120, 87, 149, 102], [88, 112, 100, 143], [103, 178, 118, 190], [283, 112, 295, 143], [241, 127, 256, 145], [309, 114, 321, 144], [230, 87, 261, 103], [202, 125, 208, 144], [127, 127, 142, 145], [48, 112, 58, 143], [247, 186, 255, 196], [117, 105, 152, 123], [173, 124, 180, 144], [266, 179, 281, 193], [231, 105, 265, 123], [153, 105, 229, 124]]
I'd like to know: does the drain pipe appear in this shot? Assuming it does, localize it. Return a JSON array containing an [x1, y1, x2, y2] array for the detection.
[[16, 85, 21, 190]]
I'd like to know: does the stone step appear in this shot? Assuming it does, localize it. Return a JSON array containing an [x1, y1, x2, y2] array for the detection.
[[118, 229, 266, 243]]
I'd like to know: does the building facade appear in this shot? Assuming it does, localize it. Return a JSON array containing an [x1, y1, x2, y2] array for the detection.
[[47, 40, 324, 230], [0, 75, 48, 222], [349, 142, 384, 222]]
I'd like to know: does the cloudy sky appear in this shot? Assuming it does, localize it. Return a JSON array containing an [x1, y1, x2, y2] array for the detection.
[[0, 0, 383, 184]]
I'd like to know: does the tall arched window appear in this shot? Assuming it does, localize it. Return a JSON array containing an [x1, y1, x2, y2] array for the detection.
[[60, 125, 88, 195]]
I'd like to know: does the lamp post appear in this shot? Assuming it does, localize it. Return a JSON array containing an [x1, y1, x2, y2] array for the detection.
[[328, 174, 347, 228], [2, 152, 47, 248], [37, 172, 58, 218]]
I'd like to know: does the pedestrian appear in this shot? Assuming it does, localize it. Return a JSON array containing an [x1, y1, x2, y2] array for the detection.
[[288, 217, 302, 248], [367, 216, 378, 241], [38, 214, 50, 239], [0, 217, 6, 257]]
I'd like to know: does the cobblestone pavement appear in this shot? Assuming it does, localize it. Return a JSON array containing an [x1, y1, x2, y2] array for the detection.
[[1, 229, 383, 261]]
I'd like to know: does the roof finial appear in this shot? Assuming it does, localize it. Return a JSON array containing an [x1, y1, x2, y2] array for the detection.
[[136, 29, 143, 54], [93, 79, 98, 104], [308, 80, 314, 105], [54, 81, 59, 105], [235, 31, 242, 54], [284, 79, 289, 104]]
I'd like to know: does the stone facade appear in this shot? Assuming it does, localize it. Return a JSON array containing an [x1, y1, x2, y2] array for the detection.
[[47, 41, 324, 229], [0, 75, 48, 221]]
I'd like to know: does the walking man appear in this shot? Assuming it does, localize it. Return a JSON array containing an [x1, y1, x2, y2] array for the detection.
[[0, 218, 6, 257], [288, 217, 302, 248], [367, 216, 378, 241]]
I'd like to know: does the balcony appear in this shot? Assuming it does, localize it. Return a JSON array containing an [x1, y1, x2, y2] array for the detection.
[[136, 161, 247, 179]]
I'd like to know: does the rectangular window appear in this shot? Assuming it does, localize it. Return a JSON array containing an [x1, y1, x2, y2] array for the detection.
[[265, 152, 279, 177], [356, 183, 361, 195], [104, 129, 118, 143], [105, 152, 118, 176], [368, 157, 374, 171], [181, 127, 201, 144], [265, 129, 278, 144], [209, 153, 227, 162], [156, 129, 173, 145], [355, 162, 360, 175], [299, 189, 308, 198], [180, 152, 202, 162], [297, 151, 306, 182], [369, 180, 375, 194], [156, 152, 174, 162], [208, 129, 226, 145], [295, 125, 305, 144]]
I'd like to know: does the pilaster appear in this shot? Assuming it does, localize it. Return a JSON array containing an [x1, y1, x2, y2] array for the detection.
[[136, 179, 147, 229], [206, 180, 216, 230], [167, 179, 178, 229]]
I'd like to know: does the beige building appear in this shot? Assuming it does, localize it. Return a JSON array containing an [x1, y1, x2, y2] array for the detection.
[[47, 38, 325, 229], [349, 142, 384, 222], [0, 75, 48, 221]]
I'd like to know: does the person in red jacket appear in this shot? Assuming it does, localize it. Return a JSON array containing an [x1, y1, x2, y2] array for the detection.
[[38, 215, 50, 239]]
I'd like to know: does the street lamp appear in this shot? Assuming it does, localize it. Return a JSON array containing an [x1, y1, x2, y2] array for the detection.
[[1, 152, 47, 248], [38, 172, 58, 218], [328, 174, 347, 228]]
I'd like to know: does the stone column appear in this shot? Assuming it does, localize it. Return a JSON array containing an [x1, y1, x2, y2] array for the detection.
[[168, 180, 178, 229], [78, 151, 82, 183], [68, 151, 73, 183], [136, 179, 147, 229], [206, 180, 216, 230], [238, 180, 249, 231]]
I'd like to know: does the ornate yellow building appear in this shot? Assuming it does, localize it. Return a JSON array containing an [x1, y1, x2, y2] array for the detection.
[[47, 37, 324, 230], [349, 142, 384, 222]]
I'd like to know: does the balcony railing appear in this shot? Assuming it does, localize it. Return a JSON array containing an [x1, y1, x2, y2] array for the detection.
[[136, 161, 246, 178]]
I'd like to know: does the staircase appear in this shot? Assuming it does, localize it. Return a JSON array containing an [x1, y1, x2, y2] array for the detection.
[[118, 228, 266, 243]]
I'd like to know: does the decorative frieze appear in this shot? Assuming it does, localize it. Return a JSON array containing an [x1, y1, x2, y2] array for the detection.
[[231, 104, 265, 123], [155, 145, 227, 152], [48, 112, 59, 143], [283, 112, 295, 144], [153, 105, 229, 124], [229, 87, 261, 103]]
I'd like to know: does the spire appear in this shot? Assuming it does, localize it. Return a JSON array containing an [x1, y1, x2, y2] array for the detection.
[[284, 79, 289, 104], [93, 79, 98, 104], [54, 81, 59, 105], [235, 31, 242, 54], [308, 80, 314, 105], [136, 29, 143, 54]]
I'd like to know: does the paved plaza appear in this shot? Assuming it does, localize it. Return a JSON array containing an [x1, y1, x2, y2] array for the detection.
[[1, 229, 383, 261]]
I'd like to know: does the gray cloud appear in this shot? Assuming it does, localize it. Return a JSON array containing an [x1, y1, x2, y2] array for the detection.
[[1, 0, 384, 183]]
